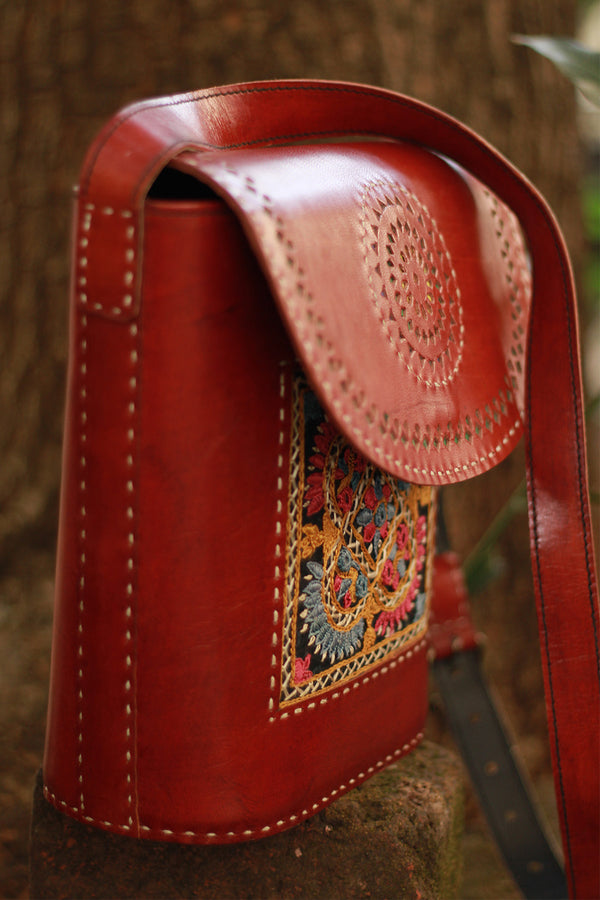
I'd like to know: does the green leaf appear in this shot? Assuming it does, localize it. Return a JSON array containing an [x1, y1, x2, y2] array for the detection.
[[463, 481, 528, 596], [583, 176, 600, 243], [512, 35, 600, 107], [464, 547, 506, 596], [588, 391, 600, 419]]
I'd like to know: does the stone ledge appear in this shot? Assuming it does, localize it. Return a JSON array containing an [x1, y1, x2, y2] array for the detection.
[[30, 741, 463, 899]]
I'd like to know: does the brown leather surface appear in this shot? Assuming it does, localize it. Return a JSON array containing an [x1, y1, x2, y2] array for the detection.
[[173, 142, 529, 485], [43, 80, 598, 897], [45, 196, 430, 842]]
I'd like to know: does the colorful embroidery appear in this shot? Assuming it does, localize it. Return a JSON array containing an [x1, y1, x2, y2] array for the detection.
[[279, 377, 435, 707]]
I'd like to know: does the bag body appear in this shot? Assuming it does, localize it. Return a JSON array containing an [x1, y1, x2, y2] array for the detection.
[[42, 80, 598, 897], [46, 183, 437, 840]]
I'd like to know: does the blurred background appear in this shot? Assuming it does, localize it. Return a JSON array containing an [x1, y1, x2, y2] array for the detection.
[[1, 0, 598, 896]]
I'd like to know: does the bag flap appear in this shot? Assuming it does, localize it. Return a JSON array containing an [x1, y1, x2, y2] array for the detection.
[[65, 82, 598, 894], [172, 141, 531, 486]]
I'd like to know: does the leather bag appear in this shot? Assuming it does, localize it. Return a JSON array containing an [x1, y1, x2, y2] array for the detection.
[[42, 80, 599, 899]]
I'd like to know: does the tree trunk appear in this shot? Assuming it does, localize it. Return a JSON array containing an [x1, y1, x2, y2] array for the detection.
[[0, 0, 583, 894], [0, 0, 581, 558]]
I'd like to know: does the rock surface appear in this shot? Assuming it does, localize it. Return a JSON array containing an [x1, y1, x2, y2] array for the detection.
[[30, 741, 464, 900]]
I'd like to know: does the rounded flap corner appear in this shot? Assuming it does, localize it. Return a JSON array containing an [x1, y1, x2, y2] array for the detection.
[[170, 141, 531, 485]]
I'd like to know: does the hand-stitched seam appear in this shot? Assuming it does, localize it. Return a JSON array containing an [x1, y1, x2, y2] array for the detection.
[[564, 293, 600, 662], [76, 311, 88, 811], [267, 363, 289, 716], [80, 83, 422, 194], [74, 84, 597, 883], [481, 190, 530, 399], [83, 79, 522, 193], [527, 379, 573, 889], [563, 303, 600, 892], [78, 204, 136, 317], [277, 371, 434, 710], [526, 136, 599, 900], [123, 320, 140, 833], [79, 90, 527, 475], [526, 248, 598, 893], [43, 731, 423, 840], [270, 639, 428, 723], [268, 366, 429, 719]]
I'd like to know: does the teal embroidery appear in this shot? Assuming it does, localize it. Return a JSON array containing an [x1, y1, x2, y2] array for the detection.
[[280, 378, 435, 706]]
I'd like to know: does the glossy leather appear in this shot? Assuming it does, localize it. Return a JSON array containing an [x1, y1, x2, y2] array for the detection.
[[434, 648, 568, 900], [173, 142, 529, 484], [45, 194, 430, 843], [43, 81, 598, 898]]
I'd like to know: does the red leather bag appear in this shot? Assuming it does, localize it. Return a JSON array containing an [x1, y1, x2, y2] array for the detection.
[[43, 81, 599, 898]]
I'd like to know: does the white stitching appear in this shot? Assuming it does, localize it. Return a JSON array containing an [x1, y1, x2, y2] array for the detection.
[[203, 165, 527, 482], [77, 204, 136, 316], [270, 638, 428, 723], [77, 312, 88, 810], [42, 731, 423, 840], [268, 363, 289, 714], [276, 365, 436, 714], [124, 321, 139, 830]]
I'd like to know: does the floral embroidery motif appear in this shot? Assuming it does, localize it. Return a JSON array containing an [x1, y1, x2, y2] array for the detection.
[[279, 377, 435, 707]]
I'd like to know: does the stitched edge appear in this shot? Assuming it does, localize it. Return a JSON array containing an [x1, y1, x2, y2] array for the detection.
[[274, 368, 434, 712], [76, 80, 599, 878], [268, 363, 289, 714], [525, 246, 599, 892], [211, 165, 523, 483], [78, 204, 136, 317], [73, 315, 140, 833], [124, 321, 140, 832], [271, 639, 429, 724], [43, 731, 423, 841], [79, 83, 428, 194], [268, 365, 431, 719], [78, 206, 139, 831], [77, 86, 528, 478], [76, 311, 88, 811]]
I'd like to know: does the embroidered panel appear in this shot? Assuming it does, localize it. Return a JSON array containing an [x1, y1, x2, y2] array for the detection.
[[279, 376, 435, 708]]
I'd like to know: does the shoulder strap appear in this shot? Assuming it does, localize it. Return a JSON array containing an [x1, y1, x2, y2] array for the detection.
[[430, 547, 568, 899], [76, 80, 599, 898]]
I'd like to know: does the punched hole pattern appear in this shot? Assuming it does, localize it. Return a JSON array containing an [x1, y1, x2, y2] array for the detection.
[[361, 179, 464, 388], [483, 189, 531, 393], [211, 166, 528, 480]]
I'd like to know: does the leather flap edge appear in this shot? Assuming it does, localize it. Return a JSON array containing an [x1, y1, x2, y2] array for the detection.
[[171, 142, 530, 486]]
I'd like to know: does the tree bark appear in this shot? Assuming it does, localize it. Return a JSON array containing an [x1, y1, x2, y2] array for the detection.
[[0, 3, 584, 891], [0, 0, 581, 558]]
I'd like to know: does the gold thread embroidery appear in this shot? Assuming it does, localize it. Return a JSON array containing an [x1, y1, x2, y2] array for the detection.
[[279, 375, 435, 707]]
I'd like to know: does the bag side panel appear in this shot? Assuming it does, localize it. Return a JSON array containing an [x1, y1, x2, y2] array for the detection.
[[43, 207, 147, 831], [44, 196, 432, 840]]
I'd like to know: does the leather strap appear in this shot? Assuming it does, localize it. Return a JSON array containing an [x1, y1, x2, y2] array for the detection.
[[76, 81, 599, 897], [433, 649, 567, 900], [430, 550, 567, 899]]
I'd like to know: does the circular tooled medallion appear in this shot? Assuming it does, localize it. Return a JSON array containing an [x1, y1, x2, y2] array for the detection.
[[362, 181, 464, 386]]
